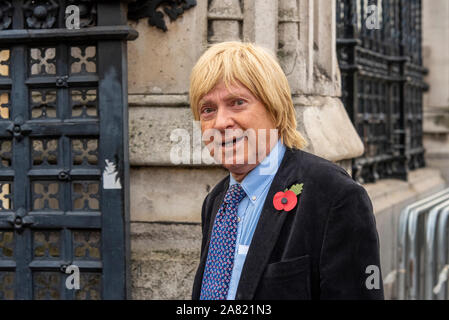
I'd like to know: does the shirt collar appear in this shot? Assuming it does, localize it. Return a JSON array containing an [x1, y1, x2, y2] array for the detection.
[[229, 139, 286, 204]]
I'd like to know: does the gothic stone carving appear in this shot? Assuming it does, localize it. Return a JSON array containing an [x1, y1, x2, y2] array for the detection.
[[0, 0, 13, 30], [128, 0, 196, 32], [23, 0, 59, 29]]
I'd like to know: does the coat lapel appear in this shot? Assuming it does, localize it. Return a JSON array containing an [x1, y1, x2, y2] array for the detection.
[[235, 147, 302, 299], [205, 180, 228, 252], [195, 178, 229, 296]]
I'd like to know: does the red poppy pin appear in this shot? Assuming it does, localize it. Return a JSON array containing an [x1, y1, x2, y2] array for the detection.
[[273, 183, 304, 212]]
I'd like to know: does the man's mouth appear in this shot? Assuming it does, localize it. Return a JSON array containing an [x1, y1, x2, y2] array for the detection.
[[222, 136, 244, 147]]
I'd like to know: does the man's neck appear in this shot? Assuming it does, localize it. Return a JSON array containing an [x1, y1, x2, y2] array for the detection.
[[230, 139, 281, 183], [231, 170, 251, 183]]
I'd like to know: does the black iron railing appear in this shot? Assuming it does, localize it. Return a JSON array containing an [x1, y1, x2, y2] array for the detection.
[[337, 0, 427, 184], [0, 0, 136, 300]]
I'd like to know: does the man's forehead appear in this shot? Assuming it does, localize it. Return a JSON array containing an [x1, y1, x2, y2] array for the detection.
[[200, 81, 251, 101]]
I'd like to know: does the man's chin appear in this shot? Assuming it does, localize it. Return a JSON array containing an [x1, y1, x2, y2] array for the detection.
[[221, 162, 257, 178], [220, 154, 248, 168]]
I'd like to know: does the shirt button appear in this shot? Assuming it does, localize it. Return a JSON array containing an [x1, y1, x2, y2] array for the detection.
[[252, 196, 256, 201], [237, 217, 241, 222]]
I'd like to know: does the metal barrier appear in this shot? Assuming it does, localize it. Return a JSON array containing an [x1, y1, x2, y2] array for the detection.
[[396, 188, 449, 299]]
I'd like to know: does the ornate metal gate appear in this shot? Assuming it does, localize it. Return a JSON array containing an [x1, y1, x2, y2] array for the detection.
[[0, 1, 136, 299], [337, 0, 427, 184]]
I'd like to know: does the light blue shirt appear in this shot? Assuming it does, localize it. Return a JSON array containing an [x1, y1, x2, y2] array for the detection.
[[226, 139, 286, 300]]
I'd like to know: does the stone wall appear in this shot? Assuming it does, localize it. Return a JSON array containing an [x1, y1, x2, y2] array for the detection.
[[126, 0, 447, 299], [127, 0, 365, 299], [127, 0, 363, 211], [130, 222, 201, 299], [422, 0, 449, 183]]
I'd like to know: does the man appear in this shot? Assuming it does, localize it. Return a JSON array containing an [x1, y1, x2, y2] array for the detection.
[[189, 42, 384, 300]]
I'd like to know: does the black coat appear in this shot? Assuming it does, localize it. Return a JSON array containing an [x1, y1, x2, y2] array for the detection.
[[192, 147, 384, 300]]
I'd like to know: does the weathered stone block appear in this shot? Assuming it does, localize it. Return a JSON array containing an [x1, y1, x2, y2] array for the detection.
[[127, 0, 208, 94], [296, 96, 364, 162], [130, 222, 202, 300], [130, 166, 227, 223]]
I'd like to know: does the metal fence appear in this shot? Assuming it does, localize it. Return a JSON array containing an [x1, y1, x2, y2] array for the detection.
[[0, 0, 135, 299], [336, 0, 427, 184], [396, 188, 449, 299]]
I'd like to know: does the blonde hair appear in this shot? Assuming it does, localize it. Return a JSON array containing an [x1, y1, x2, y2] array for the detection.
[[189, 41, 308, 150]]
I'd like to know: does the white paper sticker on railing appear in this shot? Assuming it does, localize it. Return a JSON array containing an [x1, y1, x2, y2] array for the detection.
[[103, 159, 122, 189]]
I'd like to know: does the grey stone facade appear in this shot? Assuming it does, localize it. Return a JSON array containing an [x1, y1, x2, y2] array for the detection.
[[126, 0, 448, 299], [130, 222, 201, 299]]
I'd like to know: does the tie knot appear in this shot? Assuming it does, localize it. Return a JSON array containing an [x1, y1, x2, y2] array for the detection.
[[224, 183, 246, 205]]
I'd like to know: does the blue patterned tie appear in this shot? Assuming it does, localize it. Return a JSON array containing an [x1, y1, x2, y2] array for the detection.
[[200, 183, 247, 300]]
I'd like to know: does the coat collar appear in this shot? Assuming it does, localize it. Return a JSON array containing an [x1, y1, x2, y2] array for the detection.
[[206, 142, 288, 249], [229, 140, 286, 205], [235, 147, 303, 299]]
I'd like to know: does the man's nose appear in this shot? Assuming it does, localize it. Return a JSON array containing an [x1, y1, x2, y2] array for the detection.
[[213, 106, 234, 131]]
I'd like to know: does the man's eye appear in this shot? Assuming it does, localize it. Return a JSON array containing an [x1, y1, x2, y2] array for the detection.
[[233, 99, 245, 106], [201, 107, 214, 114]]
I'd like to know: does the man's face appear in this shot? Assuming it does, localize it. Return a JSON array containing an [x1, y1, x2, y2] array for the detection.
[[198, 80, 277, 177]]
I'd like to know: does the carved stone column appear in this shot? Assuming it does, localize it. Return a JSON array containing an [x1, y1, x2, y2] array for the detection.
[[313, 0, 339, 96], [278, 0, 308, 93], [422, 0, 449, 183], [243, 0, 278, 54], [278, 0, 361, 165], [278, 0, 340, 96], [208, 0, 243, 44]]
